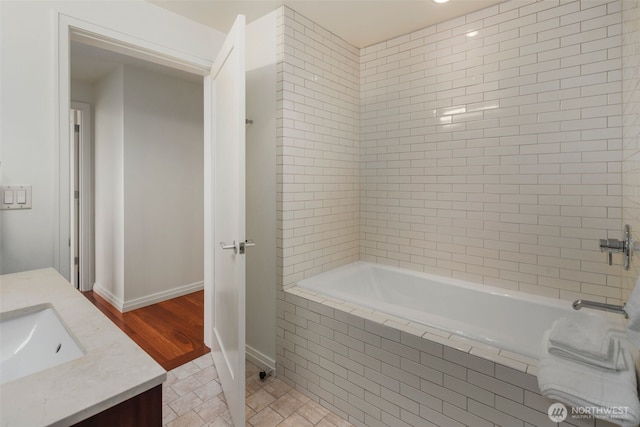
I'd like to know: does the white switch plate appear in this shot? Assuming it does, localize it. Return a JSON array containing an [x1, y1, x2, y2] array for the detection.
[[1, 185, 32, 210]]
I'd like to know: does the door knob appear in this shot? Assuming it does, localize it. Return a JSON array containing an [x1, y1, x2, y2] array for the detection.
[[220, 241, 237, 254], [220, 240, 255, 255], [239, 239, 255, 255]]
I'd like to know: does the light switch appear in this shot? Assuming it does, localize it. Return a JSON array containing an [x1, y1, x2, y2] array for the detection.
[[16, 190, 27, 204], [1, 185, 31, 210], [3, 190, 13, 204]]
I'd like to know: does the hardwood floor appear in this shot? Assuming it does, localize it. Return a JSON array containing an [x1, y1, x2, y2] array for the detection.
[[83, 290, 210, 371]]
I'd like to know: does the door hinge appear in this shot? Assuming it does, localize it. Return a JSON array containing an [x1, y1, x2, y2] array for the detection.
[[74, 257, 79, 265], [74, 190, 79, 199], [74, 124, 80, 132]]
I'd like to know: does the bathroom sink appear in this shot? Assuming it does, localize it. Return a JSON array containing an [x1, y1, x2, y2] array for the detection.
[[0, 305, 84, 385]]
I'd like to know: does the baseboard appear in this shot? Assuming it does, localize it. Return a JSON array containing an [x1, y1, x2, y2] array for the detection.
[[246, 344, 277, 377], [122, 281, 204, 312], [93, 282, 125, 312]]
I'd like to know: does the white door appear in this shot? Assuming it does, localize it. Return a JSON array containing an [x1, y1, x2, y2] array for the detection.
[[205, 14, 246, 427]]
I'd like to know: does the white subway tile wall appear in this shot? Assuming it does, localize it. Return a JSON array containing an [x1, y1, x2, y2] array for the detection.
[[278, 288, 618, 427], [276, 6, 361, 290], [622, 0, 640, 300], [275, 1, 638, 426], [360, 0, 625, 303]]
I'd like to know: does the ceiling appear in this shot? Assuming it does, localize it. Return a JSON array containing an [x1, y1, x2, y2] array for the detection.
[[148, 0, 505, 49], [70, 40, 202, 84], [71, 0, 504, 83]]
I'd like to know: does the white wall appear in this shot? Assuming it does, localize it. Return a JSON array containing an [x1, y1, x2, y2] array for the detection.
[[0, 0, 223, 275], [1, 1, 57, 273], [246, 10, 278, 370], [94, 66, 125, 304], [93, 64, 204, 310], [71, 79, 95, 105], [122, 65, 204, 306]]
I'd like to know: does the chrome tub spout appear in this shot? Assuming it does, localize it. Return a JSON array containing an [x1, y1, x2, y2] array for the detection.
[[572, 299, 628, 318]]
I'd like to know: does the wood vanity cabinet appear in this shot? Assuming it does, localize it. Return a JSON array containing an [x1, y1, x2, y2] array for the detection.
[[72, 385, 162, 427]]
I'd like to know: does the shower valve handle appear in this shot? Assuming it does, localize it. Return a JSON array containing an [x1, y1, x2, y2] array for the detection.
[[600, 238, 624, 265], [598, 225, 633, 269]]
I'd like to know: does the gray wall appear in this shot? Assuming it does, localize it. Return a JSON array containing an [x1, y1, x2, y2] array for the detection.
[[93, 64, 204, 310], [246, 10, 278, 370]]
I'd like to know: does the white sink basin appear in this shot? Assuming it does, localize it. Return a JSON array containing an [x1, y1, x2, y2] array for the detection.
[[1, 305, 84, 385]]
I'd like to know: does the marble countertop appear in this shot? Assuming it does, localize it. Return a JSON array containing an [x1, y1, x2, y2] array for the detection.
[[0, 268, 166, 427]]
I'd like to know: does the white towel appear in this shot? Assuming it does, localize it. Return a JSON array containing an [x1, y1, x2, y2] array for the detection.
[[626, 276, 640, 348], [549, 317, 625, 370], [538, 331, 640, 427]]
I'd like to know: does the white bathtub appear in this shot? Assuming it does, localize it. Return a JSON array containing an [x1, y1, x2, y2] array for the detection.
[[296, 261, 625, 359]]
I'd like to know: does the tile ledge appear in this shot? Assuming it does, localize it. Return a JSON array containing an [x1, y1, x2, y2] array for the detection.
[[284, 286, 538, 376]]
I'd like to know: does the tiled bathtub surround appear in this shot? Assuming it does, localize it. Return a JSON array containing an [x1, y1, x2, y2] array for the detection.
[[285, 286, 540, 376], [280, 288, 619, 427], [276, 1, 636, 426], [277, 7, 361, 290], [277, 0, 635, 301], [360, 0, 625, 303]]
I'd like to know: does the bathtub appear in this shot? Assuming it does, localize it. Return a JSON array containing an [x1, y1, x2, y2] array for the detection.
[[282, 262, 629, 426], [295, 261, 625, 360]]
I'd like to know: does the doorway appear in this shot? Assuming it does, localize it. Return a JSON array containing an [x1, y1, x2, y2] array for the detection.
[[69, 38, 206, 312], [69, 33, 210, 372], [58, 14, 251, 427], [56, 15, 214, 291]]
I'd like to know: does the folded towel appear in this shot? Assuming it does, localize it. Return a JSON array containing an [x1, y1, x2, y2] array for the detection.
[[549, 317, 625, 370], [626, 277, 640, 348], [538, 331, 640, 427]]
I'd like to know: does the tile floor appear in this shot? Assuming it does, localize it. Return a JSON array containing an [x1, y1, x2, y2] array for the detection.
[[162, 353, 354, 427]]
